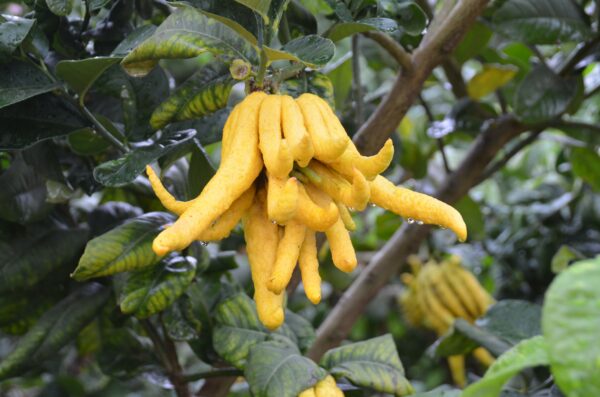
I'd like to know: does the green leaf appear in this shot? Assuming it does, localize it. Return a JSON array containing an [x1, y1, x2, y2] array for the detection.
[[492, 0, 591, 45], [454, 195, 485, 239], [71, 212, 174, 281], [121, 6, 257, 77], [93, 129, 196, 187], [320, 334, 414, 396], [327, 18, 398, 42], [514, 65, 579, 124], [268, 35, 335, 67], [570, 147, 600, 191], [0, 15, 35, 60], [542, 257, 600, 397], [0, 227, 87, 293], [235, 0, 272, 23], [162, 294, 203, 341], [245, 340, 327, 397], [411, 386, 461, 397], [56, 57, 120, 98], [0, 292, 61, 335], [0, 94, 87, 149], [0, 284, 109, 380], [150, 63, 234, 130], [188, 140, 217, 198], [278, 71, 334, 106], [550, 245, 584, 273], [477, 300, 542, 346], [282, 311, 315, 353], [467, 64, 518, 100], [45, 0, 74, 16], [462, 336, 549, 397], [67, 129, 111, 156], [453, 22, 492, 64], [119, 255, 197, 318], [111, 25, 157, 57], [435, 319, 511, 358], [0, 61, 58, 109], [165, 107, 231, 146], [378, 0, 427, 36], [93, 65, 169, 141]]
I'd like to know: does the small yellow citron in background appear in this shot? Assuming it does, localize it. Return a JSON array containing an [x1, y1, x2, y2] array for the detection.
[[399, 255, 495, 387], [298, 375, 344, 397], [147, 91, 468, 330]]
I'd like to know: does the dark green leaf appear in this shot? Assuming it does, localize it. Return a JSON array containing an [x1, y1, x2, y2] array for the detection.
[[235, 0, 272, 23], [514, 65, 579, 124], [550, 245, 584, 273], [88, 201, 143, 237], [462, 336, 549, 397], [71, 212, 174, 281], [92, 65, 169, 141], [282, 310, 315, 353], [320, 334, 414, 396], [0, 227, 87, 293], [150, 63, 234, 130], [454, 195, 485, 239], [121, 6, 257, 77], [56, 57, 120, 98], [492, 0, 591, 45], [93, 129, 196, 187], [570, 147, 600, 191], [411, 386, 461, 397], [453, 22, 492, 64], [165, 107, 231, 146], [45, 0, 74, 16], [282, 0, 317, 39], [0, 94, 87, 149], [327, 18, 398, 42], [0, 284, 109, 380], [435, 319, 511, 358], [111, 25, 157, 57], [477, 300, 542, 346], [272, 34, 335, 67], [378, 0, 427, 36], [0, 61, 57, 109], [0, 15, 35, 60], [278, 71, 334, 106], [245, 340, 327, 397], [67, 128, 111, 156], [119, 255, 197, 318], [163, 294, 203, 341], [188, 140, 217, 198], [542, 258, 600, 397]]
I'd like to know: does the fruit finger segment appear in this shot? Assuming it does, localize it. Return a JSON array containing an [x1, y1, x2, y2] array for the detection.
[[297, 94, 348, 162], [302, 162, 369, 211], [315, 375, 344, 397], [281, 95, 314, 167], [439, 261, 481, 319], [244, 191, 285, 330], [195, 185, 255, 242], [447, 355, 466, 388], [329, 139, 394, 181], [298, 388, 317, 397], [424, 264, 474, 322], [267, 175, 299, 225], [146, 165, 192, 215], [370, 175, 467, 242], [325, 218, 357, 273], [268, 219, 306, 294], [336, 202, 356, 231], [299, 229, 321, 304], [259, 95, 294, 179], [472, 347, 495, 367], [152, 91, 266, 256], [294, 184, 339, 232]]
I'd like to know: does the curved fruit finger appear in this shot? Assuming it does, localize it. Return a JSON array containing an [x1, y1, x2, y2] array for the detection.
[[299, 229, 321, 304], [418, 266, 455, 334], [259, 95, 294, 179], [146, 165, 193, 215], [328, 139, 394, 181], [336, 202, 356, 231], [447, 355, 466, 388], [267, 175, 299, 225], [325, 217, 357, 273], [315, 375, 344, 397], [281, 95, 314, 167], [294, 183, 339, 232], [370, 175, 467, 242], [424, 264, 474, 321], [472, 347, 495, 367], [243, 190, 285, 330], [456, 266, 494, 317], [268, 219, 306, 294]]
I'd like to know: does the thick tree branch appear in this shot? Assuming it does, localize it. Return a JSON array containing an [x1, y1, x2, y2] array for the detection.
[[353, 0, 490, 155], [307, 115, 527, 360]]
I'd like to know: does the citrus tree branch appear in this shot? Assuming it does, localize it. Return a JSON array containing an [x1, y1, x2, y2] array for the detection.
[[353, 0, 490, 155], [307, 115, 529, 360]]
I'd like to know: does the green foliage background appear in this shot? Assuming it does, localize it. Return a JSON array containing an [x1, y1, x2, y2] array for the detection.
[[0, 0, 599, 396]]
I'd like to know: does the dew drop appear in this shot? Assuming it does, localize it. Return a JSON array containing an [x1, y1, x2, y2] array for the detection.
[[416, 220, 424, 225], [407, 218, 415, 224], [370, 203, 377, 207], [199, 241, 208, 246], [348, 207, 355, 212], [271, 220, 278, 225]]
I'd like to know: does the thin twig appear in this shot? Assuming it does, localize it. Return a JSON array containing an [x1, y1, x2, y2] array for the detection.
[[496, 89, 508, 114], [362, 31, 413, 73], [559, 34, 600, 75], [419, 94, 451, 174], [550, 120, 600, 135], [528, 45, 549, 69], [352, 35, 365, 126], [441, 59, 467, 98], [80, 104, 130, 153]]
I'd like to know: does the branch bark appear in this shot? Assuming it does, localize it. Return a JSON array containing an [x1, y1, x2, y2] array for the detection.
[[353, 0, 490, 155], [307, 115, 527, 360]]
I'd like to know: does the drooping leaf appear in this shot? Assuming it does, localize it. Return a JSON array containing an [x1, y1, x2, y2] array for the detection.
[[570, 147, 600, 191], [477, 300, 542, 346], [320, 334, 414, 396], [327, 18, 398, 42], [462, 336, 549, 397], [550, 245, 584, 273], [453, 22, 492, 64], [513, 65, 579, 124], [235, 0, 272, 23], [93, 129, 196, 187], [435, 319, 511, 358], [56, 57, 121, 98], [0, 94, 87, 149], [0, 284, 110, 380], [45, 0, 74, 16], [467, 64, 518, 100], [162, 294, 204, 341], [150, 63, 234, 130], [121, 5, 257, 77], [0, 15, 35, 60], [245, 340, 327, 397], [71, 212, 174, 281], [0, 61, 58, 109], [92, 65, 169, 141], [119, 255, 197, 318], [282, 310, 315, 353], [0, 226, 87, 293], [492, 0, 591, 45], [542, 258, 600, 397], [268, 34, 335, 67], [282, 0, 317, 39]]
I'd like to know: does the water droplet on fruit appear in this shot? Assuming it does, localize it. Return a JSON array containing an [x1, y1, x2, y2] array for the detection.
[[407, 218, 415, 224]]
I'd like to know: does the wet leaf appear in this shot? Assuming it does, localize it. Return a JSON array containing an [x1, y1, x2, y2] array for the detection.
[[0, 15, 35, 60], [0, 61, 58, 109], [56, 57, 121, 98], [327, 18, 398, 42]]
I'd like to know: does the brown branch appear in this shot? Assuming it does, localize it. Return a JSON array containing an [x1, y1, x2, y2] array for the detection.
[[353, 0, 490, 155], [306, 115, 527, 360], [441, 59, 467, 98], [361, 31, 413, 73]]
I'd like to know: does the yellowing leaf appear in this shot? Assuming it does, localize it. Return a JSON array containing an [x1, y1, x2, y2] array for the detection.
[[467, 65, 518, 100]]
